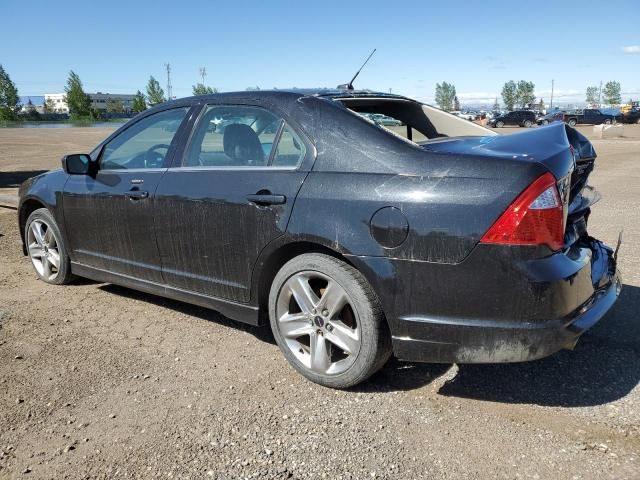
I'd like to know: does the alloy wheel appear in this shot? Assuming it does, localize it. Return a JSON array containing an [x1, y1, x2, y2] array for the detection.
[[275, 271, 361, 376], [27, 219, 61, 282]]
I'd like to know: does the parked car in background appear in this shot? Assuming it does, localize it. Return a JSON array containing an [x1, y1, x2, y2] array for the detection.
[[622, 108, 640, 124], [489, 110, 536, 128], [370, 113, 403, 126], [563, 109, 620, 127], [18, 89, 621, 388], [537, 111, 565, 125]]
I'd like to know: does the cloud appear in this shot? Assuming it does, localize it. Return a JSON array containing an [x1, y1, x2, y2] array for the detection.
[[622, 45, 640, 54]]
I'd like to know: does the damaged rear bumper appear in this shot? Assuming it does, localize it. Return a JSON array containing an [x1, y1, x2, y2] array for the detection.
[[349, 239, 622, 364], [392, 268, 621, 363]]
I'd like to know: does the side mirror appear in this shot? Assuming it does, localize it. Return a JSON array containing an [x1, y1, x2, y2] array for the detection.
[[62, 154, 92, 175]]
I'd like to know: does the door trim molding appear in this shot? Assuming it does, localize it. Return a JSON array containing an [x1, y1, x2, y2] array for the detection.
[[70, 262, 260, 325]]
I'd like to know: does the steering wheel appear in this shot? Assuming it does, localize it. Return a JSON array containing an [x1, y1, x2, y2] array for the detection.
[[144, 144, 171, 168]]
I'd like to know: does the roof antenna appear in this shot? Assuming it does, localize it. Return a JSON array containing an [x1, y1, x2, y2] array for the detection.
[[337, 48, 377, 90]]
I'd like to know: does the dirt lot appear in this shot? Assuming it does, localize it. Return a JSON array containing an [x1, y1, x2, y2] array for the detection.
[[0, 125, 639, 479]]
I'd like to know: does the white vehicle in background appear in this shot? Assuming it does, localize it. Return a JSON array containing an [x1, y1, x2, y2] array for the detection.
[[451, 111, 476, 121]]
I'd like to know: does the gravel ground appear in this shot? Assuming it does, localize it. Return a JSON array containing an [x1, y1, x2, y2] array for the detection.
[[0, 125, 639, 479]]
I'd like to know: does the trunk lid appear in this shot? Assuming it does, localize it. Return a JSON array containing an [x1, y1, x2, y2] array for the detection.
[[421, 123, 599, 249]]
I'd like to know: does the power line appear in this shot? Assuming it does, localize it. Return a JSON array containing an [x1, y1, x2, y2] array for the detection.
[[199, 67, 207, 84]]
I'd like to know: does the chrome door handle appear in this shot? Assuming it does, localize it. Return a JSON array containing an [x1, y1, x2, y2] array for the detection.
[[125, 190, 149, 200], [246, 193, 286, 205]]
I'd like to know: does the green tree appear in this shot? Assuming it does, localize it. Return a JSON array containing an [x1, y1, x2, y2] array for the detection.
[[602, 81, 622, 105], [501, 80, 517, 111], [106, 98, 124, 113], [64, 70, 92, 118], [43, 97, 56, 113], [516, 80, 536, 108], [146, 76, 165, 105], [0, 64, 20, 120], [24, 98, 41, 120], [453, 96, 461, 111], [434, 81, 457, 111], [585, 86, 599, 105], [132, 90, 146, 113], [192, 83, 218, 95], [245, 85, 261, 91]]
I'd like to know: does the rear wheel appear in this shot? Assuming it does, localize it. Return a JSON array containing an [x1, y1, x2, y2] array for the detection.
[[269, 253, 391, 388], [568, 119, 577, 127], [495, 120, 505, 128], [524, 120, 533, 128], [25, 208, 73, 285]]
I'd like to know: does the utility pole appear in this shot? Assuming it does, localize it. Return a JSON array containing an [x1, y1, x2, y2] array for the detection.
[[550, 79, 554, 110], [598, 80, 603, 107], [199, 67, 207, 85], [165, 63, 172, 100]]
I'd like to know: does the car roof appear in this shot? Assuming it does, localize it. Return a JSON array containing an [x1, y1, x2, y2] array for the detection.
[[163, 88, 413, 106]]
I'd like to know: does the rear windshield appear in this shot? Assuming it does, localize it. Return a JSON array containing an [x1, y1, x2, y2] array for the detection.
[[336, 97, 495, 144]]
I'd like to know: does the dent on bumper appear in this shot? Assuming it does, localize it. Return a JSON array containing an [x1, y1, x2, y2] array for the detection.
[[393, 270, 622, 364]]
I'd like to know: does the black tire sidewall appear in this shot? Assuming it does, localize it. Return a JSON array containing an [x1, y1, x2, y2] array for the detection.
[[268, 253, 390, 389], [25, 208, 73, 285]]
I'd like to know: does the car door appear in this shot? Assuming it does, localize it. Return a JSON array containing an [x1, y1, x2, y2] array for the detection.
[[154, 103, 313, 303], [62, 106, 191, 282]]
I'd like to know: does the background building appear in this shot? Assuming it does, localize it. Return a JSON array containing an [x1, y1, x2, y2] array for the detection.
[[44, 93, 68, 113], [44, 92, 136, 113]]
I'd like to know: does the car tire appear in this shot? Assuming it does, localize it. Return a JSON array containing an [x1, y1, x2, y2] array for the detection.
[[25, 208, 73, 285], [495, 121, 504, 128], [542, 119, 549, 125], [603, 119, 612, 125], [524, 120, 533, 128], [636, 118, 640, 125], [568, 119, 577, 127], [269, 253, 392, 389]]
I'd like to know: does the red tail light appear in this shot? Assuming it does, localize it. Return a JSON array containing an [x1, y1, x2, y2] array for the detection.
[[481, 172, 565, 251]]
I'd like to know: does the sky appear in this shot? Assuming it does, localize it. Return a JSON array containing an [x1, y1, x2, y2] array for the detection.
[[2, 0, 639, 106]]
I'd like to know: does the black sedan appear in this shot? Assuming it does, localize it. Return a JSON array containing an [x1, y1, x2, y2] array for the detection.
[[18, 90, 621, 388]]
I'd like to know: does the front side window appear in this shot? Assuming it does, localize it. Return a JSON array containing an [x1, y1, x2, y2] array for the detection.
[[100, 107, 188, 170], [183, 105, 304, 168]]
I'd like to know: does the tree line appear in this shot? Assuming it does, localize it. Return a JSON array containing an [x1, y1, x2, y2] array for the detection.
[[434, 80, 626, 112], [0, 63, 631, 121], [0, 65, 219, 120]]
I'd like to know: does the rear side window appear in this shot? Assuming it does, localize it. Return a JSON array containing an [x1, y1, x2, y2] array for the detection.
[[183, 105, 305, 168], [100, 108, 188, 170], [272, 124, 306, 167]]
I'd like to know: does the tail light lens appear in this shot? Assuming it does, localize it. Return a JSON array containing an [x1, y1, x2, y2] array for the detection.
[[481, 172, 565, 251]]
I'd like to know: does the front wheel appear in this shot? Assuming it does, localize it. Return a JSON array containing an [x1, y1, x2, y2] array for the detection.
[[25, 208, 73, 285], [568, 119, 577, 127], [523, 120, 533, 128], [269, 253, 391, 389], [495, 121, 505, 128], [542, 119, 549, 125]]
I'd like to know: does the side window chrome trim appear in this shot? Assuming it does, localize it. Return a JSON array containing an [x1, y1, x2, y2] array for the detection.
[[167, 166, 298, 172], [98, 168, 168, 174]]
